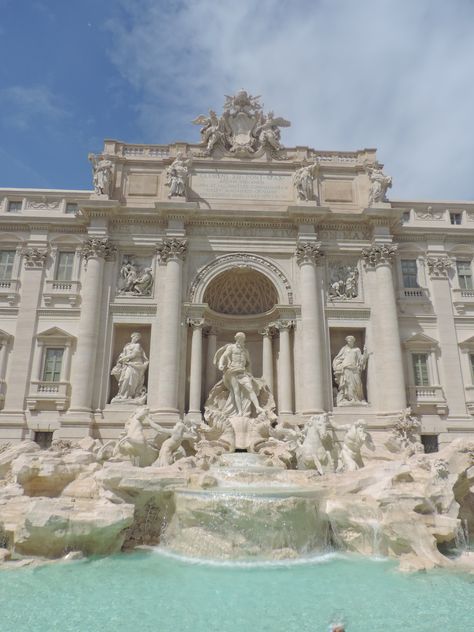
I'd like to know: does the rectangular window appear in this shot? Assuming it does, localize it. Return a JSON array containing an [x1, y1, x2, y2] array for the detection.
[[421, 435, 439, 454], [450, 212, 462, 225], [42, 348, 64, 382], [412, 353, 430, 386], [7, 201, 22, 213], [65, 203, 78, 214], [55, 252, 75, 281], [456, 261, 473, 290], [0, 251, 15, 281], [401, 259, 418, 288], [401, 211, 410, 224]]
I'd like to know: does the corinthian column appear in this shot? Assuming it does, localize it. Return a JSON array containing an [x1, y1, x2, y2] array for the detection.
[[296, 241, 326, 414], [260, 326, 274, 393], [276, 320, 294, 415], [155, 238, 187, 417], [362, 243, 406, 413], [68, 238, 116, 420], [187, 318, 204, 421]]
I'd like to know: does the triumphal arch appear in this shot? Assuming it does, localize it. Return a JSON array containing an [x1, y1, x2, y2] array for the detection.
[[0, 89, 473, 449]]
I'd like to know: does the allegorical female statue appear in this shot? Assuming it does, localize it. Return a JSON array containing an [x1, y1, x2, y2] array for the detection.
[[332, 335, 368, 406], [111, 332, 149, 403]]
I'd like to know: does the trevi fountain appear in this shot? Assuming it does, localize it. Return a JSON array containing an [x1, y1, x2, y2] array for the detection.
[[1, 91, 474, 631]]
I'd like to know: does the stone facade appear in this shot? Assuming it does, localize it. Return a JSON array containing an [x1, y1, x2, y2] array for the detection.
[[1, 94, 474, 448]]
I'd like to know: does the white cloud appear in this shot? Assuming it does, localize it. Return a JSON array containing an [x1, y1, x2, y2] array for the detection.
[[107, 0, 474, 200], [0, 85, 68, 130]]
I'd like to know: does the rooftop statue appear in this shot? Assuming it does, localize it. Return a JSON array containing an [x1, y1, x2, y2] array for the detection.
[[88, 153, 114, 197], [165, 152, 191, 199], [367, 164, 392, 205], [192, 89, 290, 158]]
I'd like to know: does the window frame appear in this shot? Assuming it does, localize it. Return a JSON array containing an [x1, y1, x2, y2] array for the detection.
[[55, 251, 75, 282], [411, 352, 430, 387], [42, 347, 65, 383], [456, 260, 473, 290], [401, 259, 419, 288]]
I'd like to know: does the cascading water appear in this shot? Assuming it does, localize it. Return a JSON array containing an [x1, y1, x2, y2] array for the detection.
[[159, 453, 331, 560]]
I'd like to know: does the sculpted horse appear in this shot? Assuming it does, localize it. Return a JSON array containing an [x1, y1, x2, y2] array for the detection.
[[340, 419, 375, 471], [296, 414, 340, 475]]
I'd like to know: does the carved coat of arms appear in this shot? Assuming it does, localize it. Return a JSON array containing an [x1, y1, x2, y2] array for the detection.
[[192, 90, 290, 159]]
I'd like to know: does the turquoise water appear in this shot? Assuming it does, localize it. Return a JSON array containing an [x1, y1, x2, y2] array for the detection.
[[1, 551, 473, 632]]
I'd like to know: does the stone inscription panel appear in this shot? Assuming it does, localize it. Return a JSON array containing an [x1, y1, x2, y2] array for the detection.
[[191, 170, 292, 201]]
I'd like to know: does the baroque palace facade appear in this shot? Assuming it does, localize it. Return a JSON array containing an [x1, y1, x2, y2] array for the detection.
[[0, 91, 473, 449]]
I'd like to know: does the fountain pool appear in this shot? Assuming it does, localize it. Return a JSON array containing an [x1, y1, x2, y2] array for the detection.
[[1, 551, 472, 632]]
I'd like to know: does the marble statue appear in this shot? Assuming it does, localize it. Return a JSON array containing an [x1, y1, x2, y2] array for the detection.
[[110, 333, 149, 403], [367, 165, 392, 205], [165, 152, 191, 198], [332, 336, 368, 406], [339, 419, 375, 471], [118, 260, 153, 296], [257, 420, 302, 469], [191, 109, 227, 154], [197, 414, 236, 457], [113, 406, 158, 467], [153, 420, 197, 468], [193, 90, 290, 158], [296, 414, 340, 474], [89, 153, 113, 197], [293, 163, 318, 201]]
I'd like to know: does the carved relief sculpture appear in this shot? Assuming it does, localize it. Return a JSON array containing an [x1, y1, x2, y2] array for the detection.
[[193, 90, 290, 159], [22, 247, 48, 268], [367, 165, 392, 206], [89, 153, 114, 197], [293, 163, 318, 201], [328, 262, 359, 300], [118, 257, 154, 296], [110, 332, 149, 404], [332, 335, 368, 406], [165, 152, 191, 199]]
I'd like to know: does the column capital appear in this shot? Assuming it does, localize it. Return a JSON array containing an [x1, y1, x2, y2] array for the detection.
[[187, 317, 205, 329], [81, 237, 116, 262], [204, 325, 218, 337], [295, 241, 324, 266], [426, 256, 453, 279], [361, 243, 397, 268], [273, 319, 295, 331], [259, 326, 274, 338], [157, 238, 188, 263], [22, 247, 49, 269]]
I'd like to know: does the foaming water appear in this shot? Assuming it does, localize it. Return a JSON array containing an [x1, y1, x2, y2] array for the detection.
[[1, 551, 473, 632], [152, 545, 346, 568]]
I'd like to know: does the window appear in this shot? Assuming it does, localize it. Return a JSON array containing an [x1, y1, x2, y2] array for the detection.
[[42, 348, 64, 382], [7, 201, 21, 213], [65, 203, 78, 214], [55, 252, 74, 281], [412, 353, 429, 386], [450, 212, 462, 225], [401, 259, 418, 288], [0, 251, 15, 281], [456, 261, 473, 290], [401, 211, 410, 224], [34, 431, 53, 449]]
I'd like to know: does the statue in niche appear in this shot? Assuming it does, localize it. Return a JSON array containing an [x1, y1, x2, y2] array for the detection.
[[296, 414, 340, 474], [110, 332, 149, 403], [118, 259, 154, 296], [332, 335, 368, 406], [328, 264, 359, 300], [367, 165, 392, 206], [339, 419, 375, 471], [165, 152, 191, 198], [89, 153, 113, 197], [204, 332, 277, 449], [293, 163, 318, 201]]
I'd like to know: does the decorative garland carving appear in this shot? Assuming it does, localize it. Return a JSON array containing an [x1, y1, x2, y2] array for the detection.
[[156, 238, 188, 263], [361, 243, 397, 267], [189, 253, 293, 305], [426, 256, 453, 278], [295, 241, 324, 266], [81, 238, 116, 262], [22, 247, 48, 269]]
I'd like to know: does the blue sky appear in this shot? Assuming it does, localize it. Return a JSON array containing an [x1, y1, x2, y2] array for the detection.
[[1, 0, 474, 200]]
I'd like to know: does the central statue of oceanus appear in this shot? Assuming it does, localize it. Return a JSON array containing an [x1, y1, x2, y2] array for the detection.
[[203, 332, 277, 449]]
